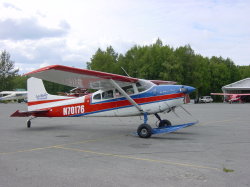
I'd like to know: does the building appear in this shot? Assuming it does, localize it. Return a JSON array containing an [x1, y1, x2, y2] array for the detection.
[[222, 78, 250, 102]]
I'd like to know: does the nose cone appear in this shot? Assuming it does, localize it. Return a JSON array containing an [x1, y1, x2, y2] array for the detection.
[[180, 86, 195, 94], [184, 86, 196, 94]]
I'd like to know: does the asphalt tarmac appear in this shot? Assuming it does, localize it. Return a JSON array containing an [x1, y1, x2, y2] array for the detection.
[[0, 103, 250, 187]]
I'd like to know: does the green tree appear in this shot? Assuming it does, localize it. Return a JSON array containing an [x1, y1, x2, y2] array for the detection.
[[0, 50, 19, 91], [87, 46, 119, 73], [86, 39, 245, 99], [11, 75, 28, 90], [238, 65, 250, 79]]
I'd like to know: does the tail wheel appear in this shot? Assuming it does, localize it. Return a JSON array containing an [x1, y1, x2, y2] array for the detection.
[[137, 124, 152, 138], [27, 120, 31, 128], [159, 120, 172, 128]]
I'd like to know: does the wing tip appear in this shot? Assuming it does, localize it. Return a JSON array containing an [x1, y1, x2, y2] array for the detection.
[[24, 65, 62, 76]]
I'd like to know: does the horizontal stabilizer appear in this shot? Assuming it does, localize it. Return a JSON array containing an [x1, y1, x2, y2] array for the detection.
[[10, 109, 49, 117]]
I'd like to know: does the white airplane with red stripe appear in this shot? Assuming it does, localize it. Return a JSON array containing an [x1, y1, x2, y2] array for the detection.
[[11, 65, 196, 138]]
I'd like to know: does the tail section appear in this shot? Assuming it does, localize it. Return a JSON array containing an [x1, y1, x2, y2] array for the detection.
[[28, 77, 48, 103], [27, 77, 73, 111]]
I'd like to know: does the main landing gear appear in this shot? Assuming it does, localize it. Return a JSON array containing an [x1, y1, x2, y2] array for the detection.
[[137, 113, 172, 138]]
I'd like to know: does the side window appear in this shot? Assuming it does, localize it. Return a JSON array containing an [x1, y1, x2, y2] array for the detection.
[[115, 89, 122, 98], [93, 93, 101, 100], [102, 90, 114, 99], [136, 82, 146, 92], [122, 85, 134, 95]]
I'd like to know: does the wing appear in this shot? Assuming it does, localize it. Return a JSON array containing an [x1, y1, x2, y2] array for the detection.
[[25, 65, 138, 89]]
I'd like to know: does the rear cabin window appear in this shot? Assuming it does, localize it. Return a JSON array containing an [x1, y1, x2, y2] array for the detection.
[[102, 90, 114, 99], [93, 93, 101, 100]]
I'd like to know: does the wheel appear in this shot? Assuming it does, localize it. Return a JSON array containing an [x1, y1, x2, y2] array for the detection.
[[27, 120, 31, 128], [158, 120, 172, 128], [137, 124, 152, 138]]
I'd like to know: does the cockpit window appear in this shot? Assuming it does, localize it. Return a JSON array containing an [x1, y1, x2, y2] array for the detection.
[[122, 85, 134, 95], [136, 82, 146, 92], [136, 80, 154, 92]]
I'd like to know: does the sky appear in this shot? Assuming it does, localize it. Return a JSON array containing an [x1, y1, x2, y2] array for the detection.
[[0, 0, 250, 74]]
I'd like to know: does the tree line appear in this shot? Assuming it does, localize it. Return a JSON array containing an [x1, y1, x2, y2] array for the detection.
[[1, 39, 250, 97], [87, 39, 250, 98]]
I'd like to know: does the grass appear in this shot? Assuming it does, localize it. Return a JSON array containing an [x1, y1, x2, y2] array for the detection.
[[223, 167, 234, 173]]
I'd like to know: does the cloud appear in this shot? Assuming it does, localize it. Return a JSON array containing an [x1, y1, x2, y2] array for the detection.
[[3, 2, 21, 11], [0, 18, 70, 40], [0, 38, 92, 74], [1, 0, 250, 71]]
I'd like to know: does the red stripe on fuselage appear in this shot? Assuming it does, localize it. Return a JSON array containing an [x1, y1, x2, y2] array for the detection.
[[87, 93, 184, 113]]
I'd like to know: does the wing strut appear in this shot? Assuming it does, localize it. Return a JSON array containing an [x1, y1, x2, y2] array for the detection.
[[109, 79, 144, 114]]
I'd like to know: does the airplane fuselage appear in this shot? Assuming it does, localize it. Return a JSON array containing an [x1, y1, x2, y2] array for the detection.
[[27, 85, 192, 118]]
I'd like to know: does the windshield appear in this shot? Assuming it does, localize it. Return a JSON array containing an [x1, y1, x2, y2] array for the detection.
[[137, 79, 154, 92]]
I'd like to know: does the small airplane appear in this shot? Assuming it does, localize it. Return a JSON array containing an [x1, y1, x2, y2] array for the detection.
[[11, 65, 197, 138], [0, 90, 27, 102], [211, 93, 250, 103]]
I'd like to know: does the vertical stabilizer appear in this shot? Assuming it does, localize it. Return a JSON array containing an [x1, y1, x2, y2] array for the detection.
[[28, 77, 48, 102]]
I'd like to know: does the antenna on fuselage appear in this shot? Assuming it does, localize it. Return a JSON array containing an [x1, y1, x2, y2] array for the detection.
[[121, 67, 130, 77]]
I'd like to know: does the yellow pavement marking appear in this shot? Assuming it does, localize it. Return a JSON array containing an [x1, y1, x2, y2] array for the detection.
[[54, 146, 221, 171], [0, 135, 121, 155], [0, 146, 56, 155]]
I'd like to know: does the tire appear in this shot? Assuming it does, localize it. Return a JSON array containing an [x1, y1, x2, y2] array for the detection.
[[159, 120, 172, 128], [137, 124, 152, 138], [27, 120, 31, 128]]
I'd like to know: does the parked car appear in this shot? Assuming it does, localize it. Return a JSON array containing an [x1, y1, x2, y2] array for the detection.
[[199, 96, 213, 103]]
